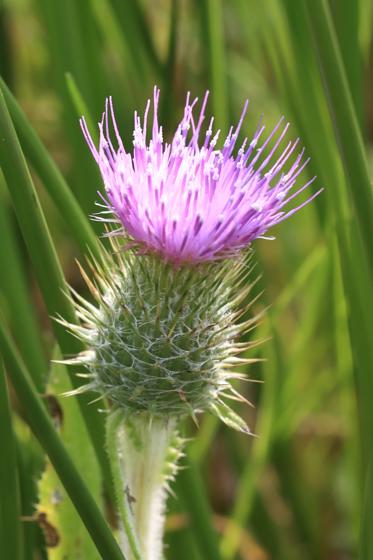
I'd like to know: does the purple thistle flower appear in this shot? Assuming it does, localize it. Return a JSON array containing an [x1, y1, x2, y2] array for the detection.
[[81, 87, 321, 265]]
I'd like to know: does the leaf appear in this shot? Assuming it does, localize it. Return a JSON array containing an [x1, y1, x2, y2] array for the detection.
[[38, 354, 102, 560]]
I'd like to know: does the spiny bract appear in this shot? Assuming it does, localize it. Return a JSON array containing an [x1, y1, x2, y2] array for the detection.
[[61, 243, 260, 433]]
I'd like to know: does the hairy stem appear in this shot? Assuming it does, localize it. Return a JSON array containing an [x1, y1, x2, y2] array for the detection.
[[106, 410, 142, 559], [107, 410, 179, 560]]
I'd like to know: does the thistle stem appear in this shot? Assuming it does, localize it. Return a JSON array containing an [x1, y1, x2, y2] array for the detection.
[[106, 410, 179, 560], [106, 410, 142, 560]]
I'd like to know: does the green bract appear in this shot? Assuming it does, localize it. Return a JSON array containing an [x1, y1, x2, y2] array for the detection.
[[61, 242, 260, 433]]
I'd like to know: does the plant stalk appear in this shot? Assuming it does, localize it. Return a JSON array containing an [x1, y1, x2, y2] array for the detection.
[[107, 411, 180, 560]]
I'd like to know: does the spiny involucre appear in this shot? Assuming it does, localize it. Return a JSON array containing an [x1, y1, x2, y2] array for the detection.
[[63, 87, 320, 432]]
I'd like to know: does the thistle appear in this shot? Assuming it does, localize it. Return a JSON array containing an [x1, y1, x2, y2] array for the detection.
[[62, 87, 319, 559]]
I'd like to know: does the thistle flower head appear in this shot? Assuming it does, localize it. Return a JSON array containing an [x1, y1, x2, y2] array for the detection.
[[81, 87, 320, 265], [60, 89, 321, 433]]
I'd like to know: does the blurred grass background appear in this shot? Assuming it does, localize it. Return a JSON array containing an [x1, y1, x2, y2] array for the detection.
[[0, 0, 373, 559]]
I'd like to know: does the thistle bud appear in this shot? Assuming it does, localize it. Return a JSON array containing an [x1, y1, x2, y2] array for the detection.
[[64, 248, 256, 433]]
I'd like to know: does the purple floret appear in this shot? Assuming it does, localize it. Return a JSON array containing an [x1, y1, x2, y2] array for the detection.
[[81, 87, 321, 265]]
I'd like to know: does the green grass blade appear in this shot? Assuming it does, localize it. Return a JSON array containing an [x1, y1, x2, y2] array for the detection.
[[32, 0, 106, 215], [160, 0, 179, 127], [199, 0, 229, 132], [359, 0, 373, 59], [0, 320, 124, 560], [361, 462, 373, 559], [339, 223, 373, 543], [65, 72, 99, 145], [260, 0, 343, 225], [0, 86, 75, 349], [0, 359, 23, 560], [189, 414, 219, 465], [266, 0, 373, 437], [90, 0, 145, 108], [304, 0, 373, 273], [299, 5, 373, 555], [129, 0, 163, 75], [0, 85, 112, 495], [16, 435, 45, 560], [0, 2, 12, 87], [35, 0, 105, 117], [220, 327, 280, 559], [332, 0, 363, 126], [165, 0, 179, 87], [176, 454, 221, 560], [0, 171, 46, 390], [165, 527, 202, 560], [0, 77, 101, 260], [107, 0, 161, 81]]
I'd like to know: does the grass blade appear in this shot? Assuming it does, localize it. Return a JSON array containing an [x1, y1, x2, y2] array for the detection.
[[304, 0, 373, 274], [332, 0, 362, 126], [176, 454, 221, 560], [300, 4, 373, 556], [0, 320, 124, 560], [160, 0, 180, 127], [0, 77, 101, 260], [0, 85, 111, 495], [220, 326, 280, 559], [35, 0, 105, 117], [65, 72, 99, 145], [0, 171, 46, 390], [361, 463, 373, 559], [0, 359, 22, 560], [16, 436, 45, 560], [108, 0, 162, 79], [198, 0, 229, 132], [28, 0, 105, 215]]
